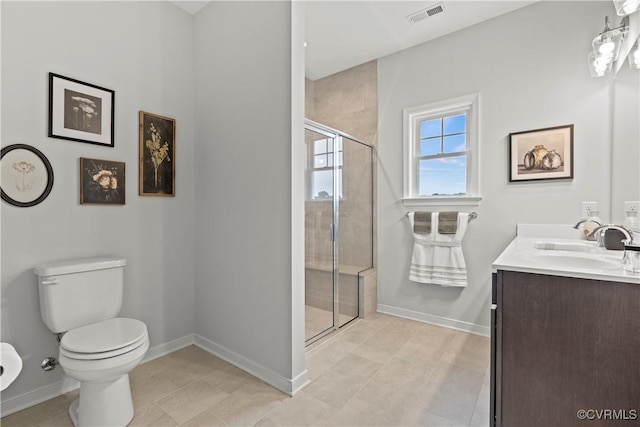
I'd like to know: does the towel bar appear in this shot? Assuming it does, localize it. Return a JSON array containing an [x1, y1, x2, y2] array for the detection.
[[405, 211, 478, 222]]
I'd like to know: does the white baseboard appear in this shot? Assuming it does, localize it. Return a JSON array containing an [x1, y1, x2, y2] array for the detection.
[[142, 333, 196, 363], [1, 333, 309, 417], [0, 334, 197, 417], [377, 304, 490, 337], [194, 334, 309, 396], [0, 377, 80, 418]]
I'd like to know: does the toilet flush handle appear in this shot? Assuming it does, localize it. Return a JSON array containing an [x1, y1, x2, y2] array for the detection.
[[41, 278, 59, 285]]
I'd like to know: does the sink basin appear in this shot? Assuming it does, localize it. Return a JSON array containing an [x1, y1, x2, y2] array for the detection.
[[532, 253, 621, 270]]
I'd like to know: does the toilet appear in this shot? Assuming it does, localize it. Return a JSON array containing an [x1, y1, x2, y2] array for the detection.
[[34, 257, 149, 427]]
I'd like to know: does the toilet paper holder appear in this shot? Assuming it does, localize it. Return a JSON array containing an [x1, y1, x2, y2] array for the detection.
[[0, 342, 23, 391]]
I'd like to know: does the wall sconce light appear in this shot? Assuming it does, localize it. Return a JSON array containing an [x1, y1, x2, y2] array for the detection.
[[588, 16, 629, 77], [614, 0, 640, 16], [629, 40, 640, 68], [589, 51, 614, 77]]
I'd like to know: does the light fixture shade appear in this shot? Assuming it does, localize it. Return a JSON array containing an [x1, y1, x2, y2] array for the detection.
[[614, 0, 640, 16], [629, 42, 640, 69], [588, 52, 612, 77], [592, 29, 624, 63]]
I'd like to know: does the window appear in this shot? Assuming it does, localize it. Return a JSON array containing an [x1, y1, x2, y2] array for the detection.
[[403, 93, 481, 206], [308, 137, 342, 199]]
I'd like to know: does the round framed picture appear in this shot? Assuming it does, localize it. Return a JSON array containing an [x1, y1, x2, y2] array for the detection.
[[1, 144, 54, 207]]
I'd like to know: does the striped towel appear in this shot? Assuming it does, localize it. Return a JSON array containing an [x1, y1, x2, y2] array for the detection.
[[414, 211, 432, 234], [407, 212, 469, 287]]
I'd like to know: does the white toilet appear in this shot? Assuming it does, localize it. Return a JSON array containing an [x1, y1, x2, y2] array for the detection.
[[34, 257, 149, 427]]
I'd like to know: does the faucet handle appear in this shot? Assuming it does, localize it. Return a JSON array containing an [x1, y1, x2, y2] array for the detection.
[[604, 229, 629, 250], [589, 225, 633, 250]]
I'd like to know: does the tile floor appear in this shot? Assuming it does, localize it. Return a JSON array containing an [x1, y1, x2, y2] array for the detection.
[[1, 313, 490, 427], [305, 305, 356, 342]]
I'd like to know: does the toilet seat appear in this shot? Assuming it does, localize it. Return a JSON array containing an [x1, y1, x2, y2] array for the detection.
[[61, 318, 148, 360]]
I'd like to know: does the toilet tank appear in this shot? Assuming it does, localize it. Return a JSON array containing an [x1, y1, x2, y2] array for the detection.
[[34, 257, 127, 333]]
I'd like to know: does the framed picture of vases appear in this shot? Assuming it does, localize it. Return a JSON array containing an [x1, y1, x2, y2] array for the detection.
[[139, 111, 175, 197], [49, 73, 115, 147], [509, 124, 574, 182]]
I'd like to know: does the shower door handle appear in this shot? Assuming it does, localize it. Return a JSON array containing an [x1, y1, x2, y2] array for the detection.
[[329, 224, 336, 241]]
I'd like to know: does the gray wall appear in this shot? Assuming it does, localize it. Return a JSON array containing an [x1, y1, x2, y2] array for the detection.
[[1, 0, 306, 408], [377, 1, 638, 331], [1, 0, 196, 403], [193, 1, 306, 392]]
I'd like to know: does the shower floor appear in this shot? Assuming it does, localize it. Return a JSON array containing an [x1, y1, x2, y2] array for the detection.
[[305, 305, 357, 342]]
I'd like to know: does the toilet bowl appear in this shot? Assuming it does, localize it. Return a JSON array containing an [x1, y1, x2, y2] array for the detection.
[[35, 257, 148, 427], [58, 318, 149, 426]]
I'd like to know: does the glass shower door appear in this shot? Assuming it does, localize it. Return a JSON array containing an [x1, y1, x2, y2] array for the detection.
[[304, 127, 336, 342], [338, 137, 373, 327], [304, 121, 373, 345]]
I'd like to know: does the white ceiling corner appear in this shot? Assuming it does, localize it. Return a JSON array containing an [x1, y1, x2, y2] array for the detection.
[[169, 1, 211, 15], [166, 1, 537, 80], [305, 1, 537, 80]]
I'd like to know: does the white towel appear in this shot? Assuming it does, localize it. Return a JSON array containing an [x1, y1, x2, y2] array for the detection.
[[408, 212, 469, 287]]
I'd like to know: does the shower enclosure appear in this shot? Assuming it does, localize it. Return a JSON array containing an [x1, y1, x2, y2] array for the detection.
[[304, 120, 374, 345]]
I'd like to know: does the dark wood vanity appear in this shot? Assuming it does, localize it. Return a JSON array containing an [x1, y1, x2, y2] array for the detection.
[[491, 270, 640, 427]]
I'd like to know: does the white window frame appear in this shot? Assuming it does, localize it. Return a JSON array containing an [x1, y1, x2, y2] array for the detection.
[[403, 93, 482, 208], [305, 135, 343, 201]]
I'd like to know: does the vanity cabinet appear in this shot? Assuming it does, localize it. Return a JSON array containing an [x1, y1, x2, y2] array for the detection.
[[491, 270, 640, 427]]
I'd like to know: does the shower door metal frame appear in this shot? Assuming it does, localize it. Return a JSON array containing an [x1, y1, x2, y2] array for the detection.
[[304, 119, 374, 346]]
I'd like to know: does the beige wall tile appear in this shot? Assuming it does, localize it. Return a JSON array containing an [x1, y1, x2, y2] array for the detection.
[[305, 78, 315, 118]]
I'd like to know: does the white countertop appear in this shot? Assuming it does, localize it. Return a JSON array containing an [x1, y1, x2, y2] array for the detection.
[[492, 224, 640, 285]]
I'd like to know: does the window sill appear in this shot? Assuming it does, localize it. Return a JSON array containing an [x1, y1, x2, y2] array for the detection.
[[402, 196, 483, 209]]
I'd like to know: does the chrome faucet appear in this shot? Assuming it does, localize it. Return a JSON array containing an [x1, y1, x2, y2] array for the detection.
[[573, 219, 602, 229], [587, 225, 633, 248]]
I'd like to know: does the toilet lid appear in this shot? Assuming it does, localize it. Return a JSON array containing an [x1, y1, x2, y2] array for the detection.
[[61, 318, 147, 354], [60, 333, 147, 360]]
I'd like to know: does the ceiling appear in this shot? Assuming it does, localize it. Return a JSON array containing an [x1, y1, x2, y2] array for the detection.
[[170, 1, 536, 80]]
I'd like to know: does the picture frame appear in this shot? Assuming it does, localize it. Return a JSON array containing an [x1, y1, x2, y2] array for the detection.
[[509, 124, 574, 182], [49, 72, 115, 147], [139, 111, 175, 197], [1, 144, 54, 207], [80, 158, 125, 205]]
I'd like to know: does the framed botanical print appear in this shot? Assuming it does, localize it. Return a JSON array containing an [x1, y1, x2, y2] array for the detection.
[[80, 158, 125, 205], [49, 73, 115, 147], [139, 111, 175, 196], [1, 144, 54, 207]]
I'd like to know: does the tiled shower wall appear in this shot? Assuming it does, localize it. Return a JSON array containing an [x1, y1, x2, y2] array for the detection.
[[306, 60, 378, 148], [305, 60, 378, 317]]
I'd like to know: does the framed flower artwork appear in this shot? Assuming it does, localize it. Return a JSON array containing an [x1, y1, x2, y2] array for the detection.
[[1, 144, 54, 207], [139, 111, 175, 196], [80, 158, 125, 205], [49, 73, 115, 147]]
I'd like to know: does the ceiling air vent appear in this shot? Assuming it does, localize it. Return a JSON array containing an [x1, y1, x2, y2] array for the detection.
[[406, 3, 446, 25]]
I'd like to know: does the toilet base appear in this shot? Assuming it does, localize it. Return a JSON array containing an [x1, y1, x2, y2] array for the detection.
[[69, 398, 79, 426], [68, 374, 134, 427]]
